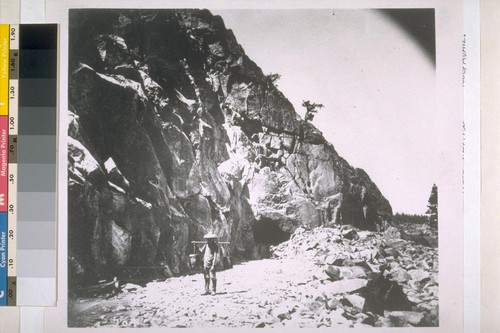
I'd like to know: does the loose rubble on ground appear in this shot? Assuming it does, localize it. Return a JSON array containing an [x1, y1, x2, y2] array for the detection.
[[69, 224, 438, 328], [270, 225, 438, 327]]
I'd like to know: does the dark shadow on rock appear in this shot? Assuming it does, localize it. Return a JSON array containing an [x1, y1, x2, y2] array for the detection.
[[360, 273, 413, 315]]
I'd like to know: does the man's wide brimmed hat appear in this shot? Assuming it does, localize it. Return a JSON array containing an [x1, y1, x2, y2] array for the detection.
[[203, 232, 218, 239]]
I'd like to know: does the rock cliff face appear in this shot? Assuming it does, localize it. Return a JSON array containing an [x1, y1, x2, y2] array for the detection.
[[68, 9, 393, 284]]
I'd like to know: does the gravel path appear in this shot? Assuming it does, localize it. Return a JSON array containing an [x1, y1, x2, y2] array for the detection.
[[69, 258, 354, 328]]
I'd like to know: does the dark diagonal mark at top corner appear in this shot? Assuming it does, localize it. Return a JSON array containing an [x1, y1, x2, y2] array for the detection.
[[378, 8, 436, 67]]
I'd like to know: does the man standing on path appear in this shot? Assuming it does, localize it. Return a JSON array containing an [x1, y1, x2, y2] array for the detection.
[[200, 232, 219, 296]]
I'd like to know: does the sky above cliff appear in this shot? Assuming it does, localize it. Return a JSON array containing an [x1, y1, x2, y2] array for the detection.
[[213, 9, 437, 215]]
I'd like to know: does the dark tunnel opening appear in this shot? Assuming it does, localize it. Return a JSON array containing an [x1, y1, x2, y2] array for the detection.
[[252, 218, 291, 246]]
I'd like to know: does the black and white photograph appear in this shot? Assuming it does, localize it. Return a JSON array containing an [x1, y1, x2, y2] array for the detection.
[[66, 7, 449, 329]]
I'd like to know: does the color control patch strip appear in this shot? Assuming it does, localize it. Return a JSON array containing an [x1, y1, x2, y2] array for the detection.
[[0, 24, 57, 306]]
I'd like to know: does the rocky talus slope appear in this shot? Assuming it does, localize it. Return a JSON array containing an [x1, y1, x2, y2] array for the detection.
[[272, 225, 438, 326], [68, 9, 393, 285]]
